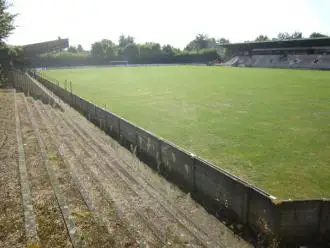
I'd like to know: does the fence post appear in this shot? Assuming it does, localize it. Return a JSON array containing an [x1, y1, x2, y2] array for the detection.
[[70, 81, 73, 105], [135, 128, 139, 156], [26, 75, 30, 97], [94, 102, 96, 120], [88, 103, 91, 121], [192, 156, 196, 193], [23, 73, 25, 92], [118, 118, 121, 144], [157, 139, 162, 173]]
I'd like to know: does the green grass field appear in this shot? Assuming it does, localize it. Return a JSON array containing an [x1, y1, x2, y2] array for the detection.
[[43, 66, 330, 199]]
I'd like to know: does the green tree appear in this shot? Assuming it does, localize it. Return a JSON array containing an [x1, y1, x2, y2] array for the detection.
[[0, 0, 16, 43], [218, 38, 230, 45], [77, 44, 84, 52], [162, 44, 174, 55], [217, 38, 230, 59], [185, 34, 209, 51], [195, 33, 209, 50], [118, 35, 135, 49], [207, 38, 217, 48], [277, 31, 303, 40], [255, 35, 269, 41], [1, 0, 17, 86], [139, 42, 162, 59], [91, 39, 116, 58], [172, 47, 181, 54], [67, 46, 77, 53], [184, 40, 197, 51], [310, 32, 328, 38], [291, 31, 303, 39], [102, 39, 116, 57], [91, 42, 103, 57], [277, 32, 290, 40], [123, 43, 139, 61], [150, 42, 161, 55]]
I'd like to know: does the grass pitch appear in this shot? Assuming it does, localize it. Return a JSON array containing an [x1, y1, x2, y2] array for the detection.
[[43, 66, 330, 199]]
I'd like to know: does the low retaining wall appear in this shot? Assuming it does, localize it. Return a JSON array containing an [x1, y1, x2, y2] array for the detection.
[[10, 70, 61, 108], [29, 71, 330, 246]]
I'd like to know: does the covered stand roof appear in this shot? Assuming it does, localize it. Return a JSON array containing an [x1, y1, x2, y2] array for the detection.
[[22, 38, 69, 56], [220, 37, 330, 52]]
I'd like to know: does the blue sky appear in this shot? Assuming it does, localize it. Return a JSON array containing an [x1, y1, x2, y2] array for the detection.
[[6, 0, 330, 50]]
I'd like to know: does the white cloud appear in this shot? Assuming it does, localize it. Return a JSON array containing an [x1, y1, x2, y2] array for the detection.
[[6, 0, 330, 50]]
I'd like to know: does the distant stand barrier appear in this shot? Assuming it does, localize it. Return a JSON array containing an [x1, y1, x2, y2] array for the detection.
[[226, 54, 330, 70], [26, 70, 329, 247]]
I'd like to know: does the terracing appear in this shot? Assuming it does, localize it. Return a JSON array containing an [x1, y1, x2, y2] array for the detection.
[[0, 82, 250, 247], [221, 37, 330, 70]]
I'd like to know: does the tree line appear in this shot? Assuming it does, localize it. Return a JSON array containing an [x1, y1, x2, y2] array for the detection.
[[0, 0, 18, 86], [50, 31, 329, 67], [58, 34, 228, 66], [0, 0, 329, 70], [254, 31, 328, 42]]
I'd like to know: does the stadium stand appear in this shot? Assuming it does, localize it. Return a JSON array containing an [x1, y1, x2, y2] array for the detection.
[[22, 39, 69, 57], [221, 37, 330, 70], [223, 56, 239, 66]]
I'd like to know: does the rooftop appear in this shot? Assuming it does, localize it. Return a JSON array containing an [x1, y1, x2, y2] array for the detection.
[[220, 37, 330, 50]]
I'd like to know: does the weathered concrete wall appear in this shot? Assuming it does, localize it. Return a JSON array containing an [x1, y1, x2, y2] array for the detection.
[[11, 71, 60, 108], [29, 71, 330, 246]]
